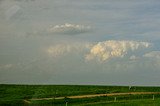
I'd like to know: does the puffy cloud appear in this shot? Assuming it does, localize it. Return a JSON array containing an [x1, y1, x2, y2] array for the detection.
[[86, 40, 151, 61], [47, 23, 91, 35], [143, 51, 160, 58]]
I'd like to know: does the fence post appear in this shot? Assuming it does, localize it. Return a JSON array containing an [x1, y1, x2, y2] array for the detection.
[[66, 102, 68, 106], [114, 97, 117, 102], [153, 95, 155, 100]]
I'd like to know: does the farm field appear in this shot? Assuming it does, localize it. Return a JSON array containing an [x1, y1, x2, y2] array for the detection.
[[1, 84, 160, 106]]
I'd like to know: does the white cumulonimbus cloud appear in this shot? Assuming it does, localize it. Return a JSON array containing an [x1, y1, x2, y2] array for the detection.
[[46, 40, 152, 62], [86, 40, 151, 61], [47, 23, 91, 35]]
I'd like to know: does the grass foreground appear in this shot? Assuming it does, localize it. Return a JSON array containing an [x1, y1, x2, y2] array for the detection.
[[1, 84, 160, 106]]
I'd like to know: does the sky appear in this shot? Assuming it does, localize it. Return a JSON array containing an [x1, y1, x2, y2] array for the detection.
[[1, 0, 160, 86]]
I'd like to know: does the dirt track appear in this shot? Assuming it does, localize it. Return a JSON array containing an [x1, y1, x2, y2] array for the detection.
[[28, 92, 160, 101]]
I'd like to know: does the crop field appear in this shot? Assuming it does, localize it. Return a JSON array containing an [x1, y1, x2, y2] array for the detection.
[[1, 84, 160, 106]]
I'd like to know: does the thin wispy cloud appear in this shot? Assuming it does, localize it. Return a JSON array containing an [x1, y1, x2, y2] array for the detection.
[[47, 42, 91, 57], [143, 51, 160, 58], [0, 64, 13, 70]]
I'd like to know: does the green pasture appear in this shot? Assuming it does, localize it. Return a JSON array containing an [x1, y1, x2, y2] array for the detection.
[[1, 84, 160, 106]]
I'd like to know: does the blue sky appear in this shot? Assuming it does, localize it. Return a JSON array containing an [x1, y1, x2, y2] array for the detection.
[[1, 0, 160, 86]]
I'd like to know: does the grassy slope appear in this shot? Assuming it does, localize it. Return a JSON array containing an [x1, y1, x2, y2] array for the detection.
[[30, 94, 160, 106], [81, 98, 160, 106], [1, 84, 160, 105]]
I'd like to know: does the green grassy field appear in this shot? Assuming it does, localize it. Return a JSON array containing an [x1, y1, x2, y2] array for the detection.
[[1, 84, 160, 106], [81, 98, 160, 106]]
